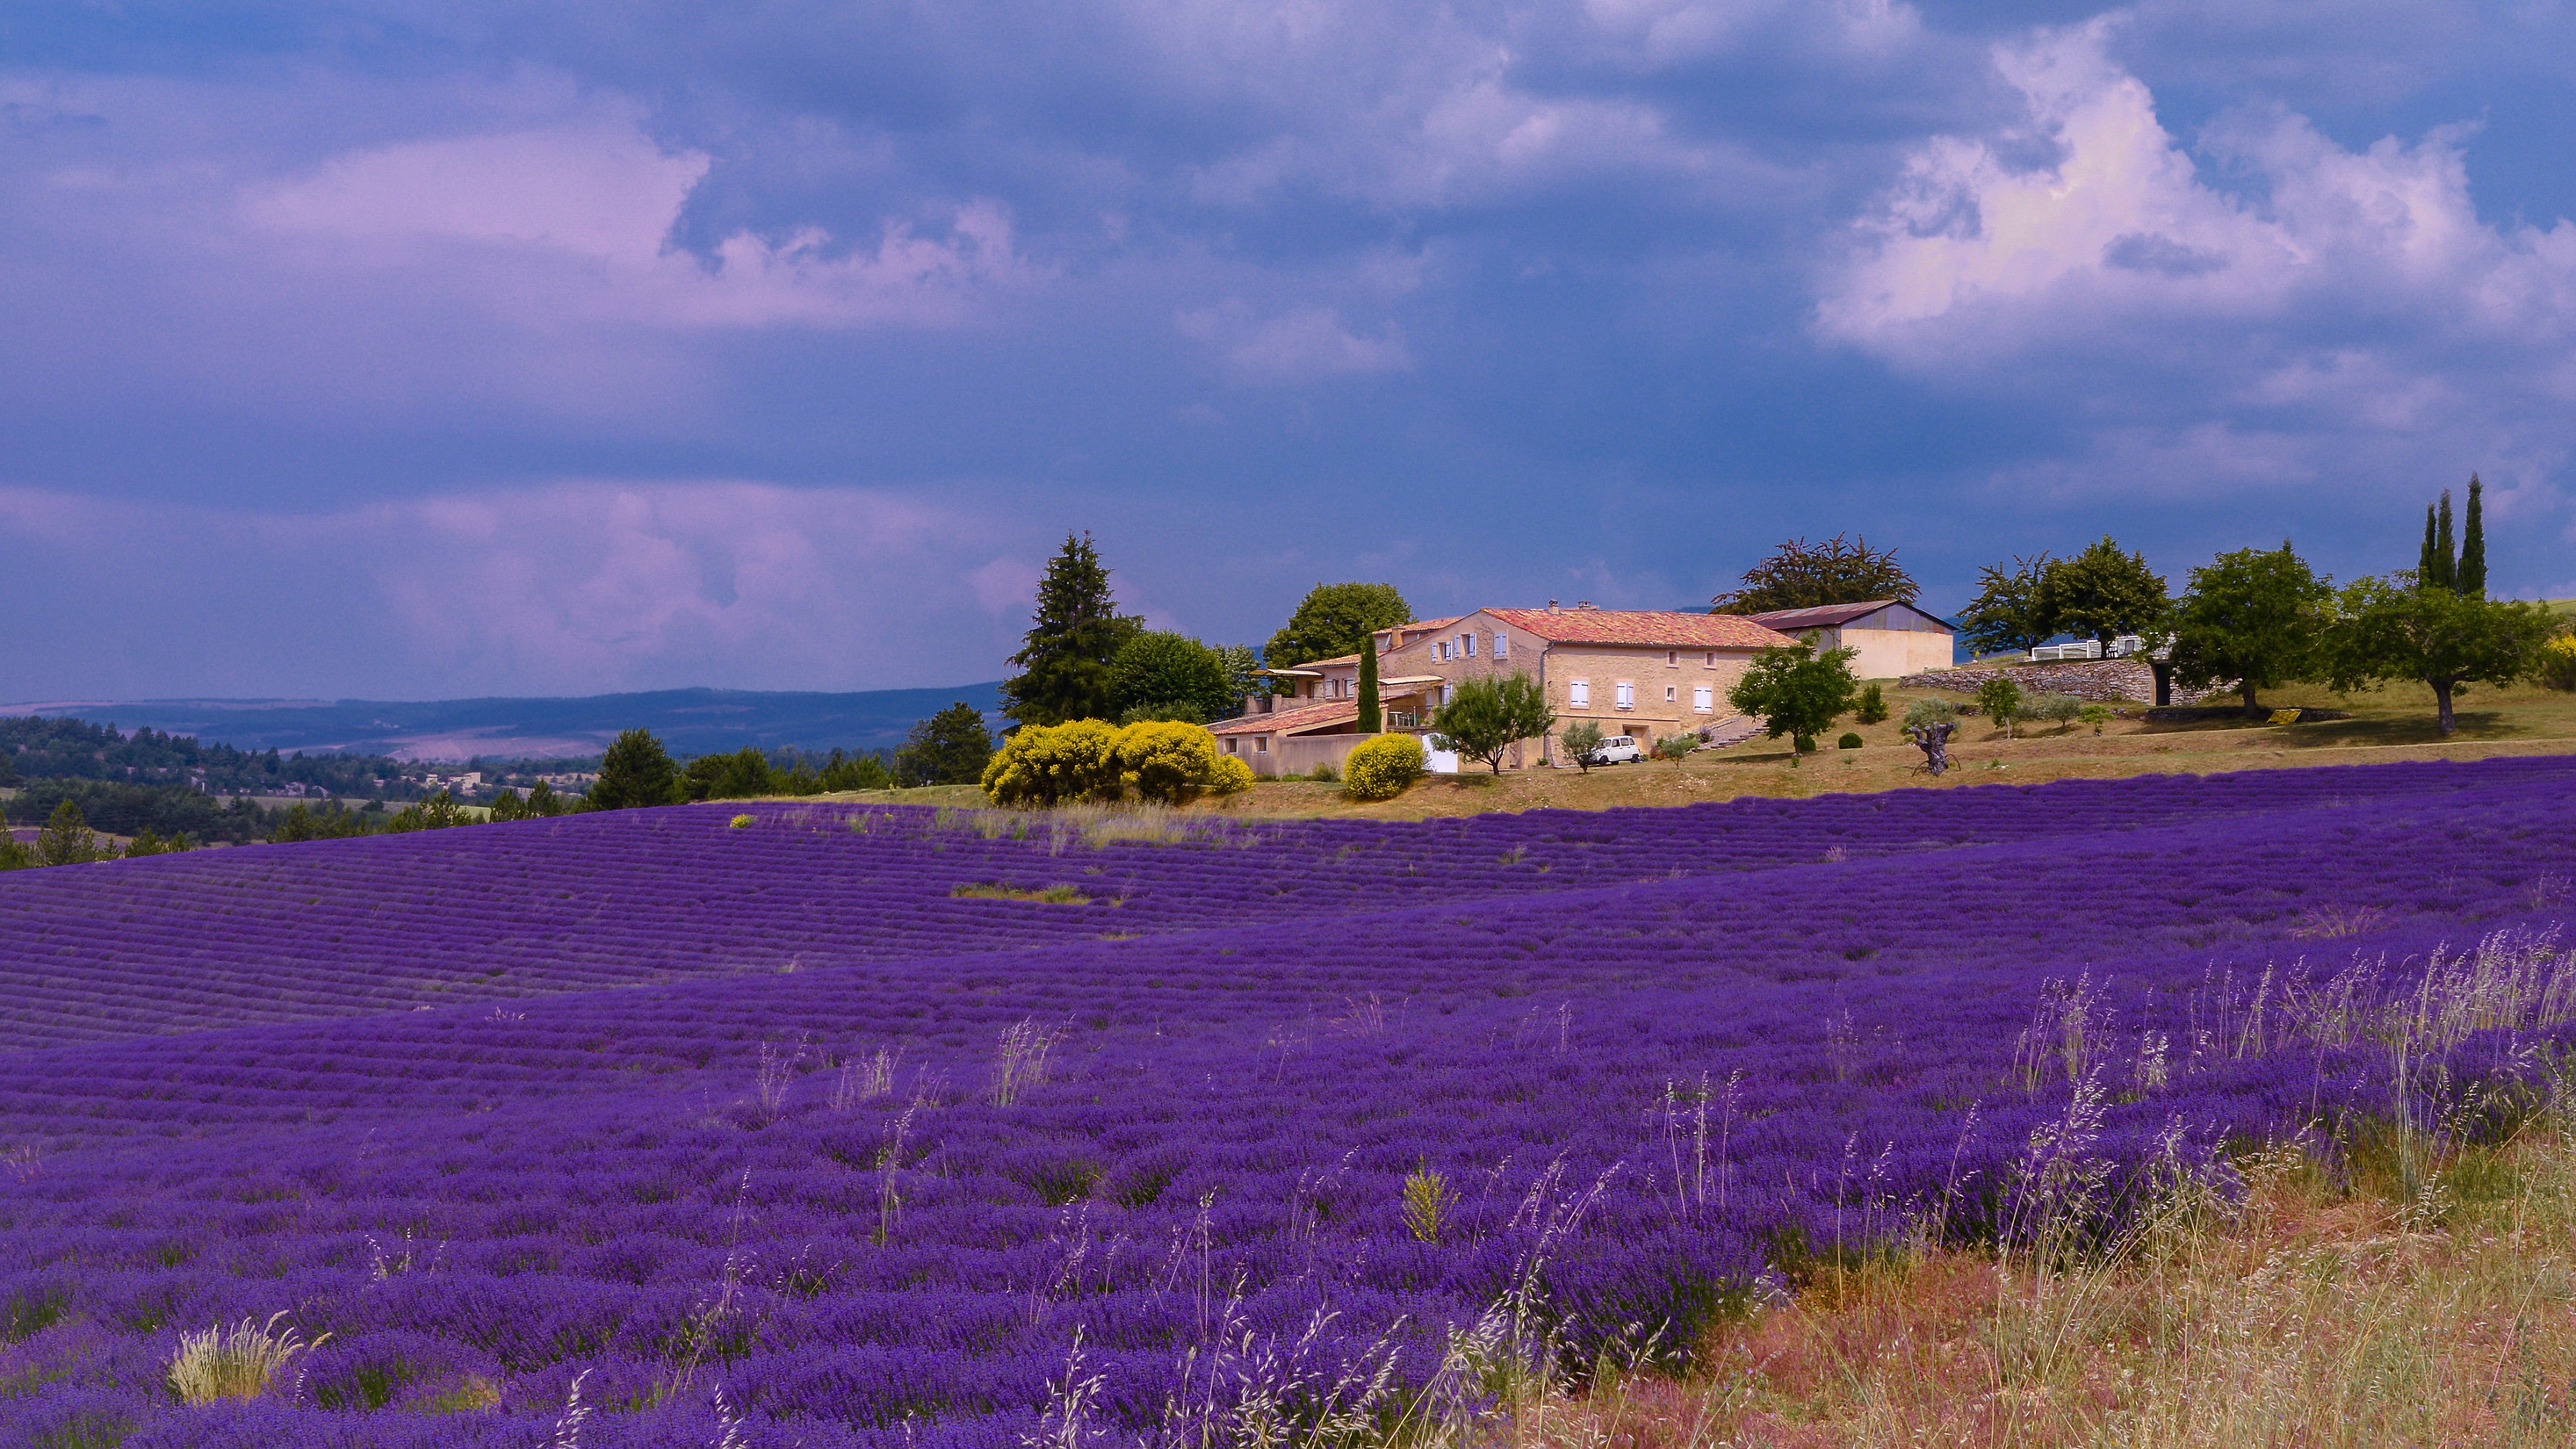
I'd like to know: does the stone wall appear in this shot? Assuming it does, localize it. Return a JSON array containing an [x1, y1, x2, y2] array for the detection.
[[1896, 660, 2231, 705]]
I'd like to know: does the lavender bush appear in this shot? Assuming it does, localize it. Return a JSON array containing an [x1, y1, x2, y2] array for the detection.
[[0, 757, 2571, 1446]]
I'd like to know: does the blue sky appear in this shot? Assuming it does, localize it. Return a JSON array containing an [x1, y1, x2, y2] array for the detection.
[[4, 0, 2573, 699]]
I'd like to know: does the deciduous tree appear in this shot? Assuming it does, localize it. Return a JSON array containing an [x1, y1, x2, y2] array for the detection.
[[2327, 573, 2555, 735], [2038, 538, 2168, 657], [1265, 583, 1411, 668], [1725, 633, 1859, 760], [2169, 543, 2332, 710], [1430, 672, 1554, 775], [1975, 676, 2023, 739], [1108, 631, 1232, 724], [1557, 719, 1604, 773], [894, 703, 996, 786]]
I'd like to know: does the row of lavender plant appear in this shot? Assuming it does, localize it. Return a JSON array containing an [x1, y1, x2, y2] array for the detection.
[[1, 756, 2566, 1050], [1, 765, 2572, 1444]]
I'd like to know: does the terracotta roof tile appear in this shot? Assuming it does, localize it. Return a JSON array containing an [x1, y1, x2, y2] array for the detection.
[[1483, 608, 1793, 650], [1205, 701, 1360, 736]]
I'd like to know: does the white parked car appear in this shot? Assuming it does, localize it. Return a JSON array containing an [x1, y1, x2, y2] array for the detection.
[[1586, 734, 1646, 766]]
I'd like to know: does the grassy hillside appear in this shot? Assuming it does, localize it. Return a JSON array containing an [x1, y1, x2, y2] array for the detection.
[[828, 675, 2576, 819]]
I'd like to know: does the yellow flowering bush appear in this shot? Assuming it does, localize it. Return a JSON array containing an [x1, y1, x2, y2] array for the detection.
[[2543, 634, 2576, 691], [1117, 720, 1225, 804], [1207, 754, 1255, 797], [1343, 734, 1426, 802], [980, 720, 1126, 806]]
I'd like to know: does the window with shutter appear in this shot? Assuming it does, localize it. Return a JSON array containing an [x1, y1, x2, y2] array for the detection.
[[1462, 633, 1475, 657], [1692, 685, 1713, 713], [1614, 681, 1634, 710], [1569, 680, 1591, 708], [1492, 633, 1508, 659]]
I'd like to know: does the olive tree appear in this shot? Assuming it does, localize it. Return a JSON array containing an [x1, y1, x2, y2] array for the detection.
[[1431, 672, 1555, 775]]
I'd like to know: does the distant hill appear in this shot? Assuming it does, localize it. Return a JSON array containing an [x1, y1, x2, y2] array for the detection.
[[0, 685, 1004, 761]]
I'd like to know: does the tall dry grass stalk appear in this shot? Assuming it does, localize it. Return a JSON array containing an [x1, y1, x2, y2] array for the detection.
[[166, 1311, 326, 1404], [1490, 1094, 2576, 1449]]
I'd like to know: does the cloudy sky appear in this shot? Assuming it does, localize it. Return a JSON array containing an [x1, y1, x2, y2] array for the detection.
[[5, 0, 2574, 699]]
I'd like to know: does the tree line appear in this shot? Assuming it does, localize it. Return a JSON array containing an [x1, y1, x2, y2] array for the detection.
[[1945, 478, 2562, 732], [0, 715, 465, 799], [0, 705, 1009, 868]]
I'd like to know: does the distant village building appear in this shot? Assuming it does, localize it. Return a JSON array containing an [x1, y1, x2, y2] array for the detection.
[[1740, 600, 1957, 680], [1209, 602, 1796, 775]]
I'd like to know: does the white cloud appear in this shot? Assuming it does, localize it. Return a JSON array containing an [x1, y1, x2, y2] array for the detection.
[[245, 120, 1035, 329], [0, 482, 1036, 697], [1175, 300, 1411, 381], [1814, 17, 2576, 529], [1819, 19, 2576, 357]]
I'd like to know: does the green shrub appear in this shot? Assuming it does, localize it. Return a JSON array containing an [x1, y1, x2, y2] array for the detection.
[[1343, 734, 1425, 801], [1836, 732, 1863, 749], [1309, 762, 1339, 783], [980, 721, 1126, 807], [2028, 691, 2086, 732], [1853, 683, 1888, 724], [682, 746, 776, 802], [728, 814, 755, 828], [1976, 676, 2024, 736], [1792, 733, 1816, 753], [1558, 719, 1605, 772]]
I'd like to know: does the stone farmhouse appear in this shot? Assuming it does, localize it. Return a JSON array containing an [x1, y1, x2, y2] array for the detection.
[[1208, 602, 1799, 775], [1739, 599, 1958, 680]]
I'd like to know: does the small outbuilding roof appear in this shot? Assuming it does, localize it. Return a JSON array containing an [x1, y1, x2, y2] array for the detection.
[[1204, 701, 1361, 737], [1742, 599, 1958, 633]]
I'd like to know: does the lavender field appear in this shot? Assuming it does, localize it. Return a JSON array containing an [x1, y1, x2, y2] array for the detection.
[[4, 759, 2576, 1446]]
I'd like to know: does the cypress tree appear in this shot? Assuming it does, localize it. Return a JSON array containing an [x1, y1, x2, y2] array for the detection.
[[2420, 504, 2441, 584], [2431, 490, 2457, 592], [999, 532, 1140, 727], [1355, 636, 1381, 733], [2457, 474, 2486, 597]]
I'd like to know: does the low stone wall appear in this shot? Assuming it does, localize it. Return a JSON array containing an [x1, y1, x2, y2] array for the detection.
[[1897, 660, 2231, 705]]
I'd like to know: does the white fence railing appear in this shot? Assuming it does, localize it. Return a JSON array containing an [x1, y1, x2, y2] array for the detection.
[[2029, 636, 2154, 662]]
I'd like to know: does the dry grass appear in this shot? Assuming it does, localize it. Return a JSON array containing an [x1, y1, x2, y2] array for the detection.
[[166, 1311, 324, 1405], [819, 681, 2576, 823], [1506, 1116, 2576, 1449]]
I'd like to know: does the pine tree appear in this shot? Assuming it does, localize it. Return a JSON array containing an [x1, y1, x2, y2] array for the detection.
[[2457, 474, 2486, 597], [999, 532, 1140, 727], [1355, 638, 1381, 732], [587, 729, 680, 810], [36, 799, 106, 866], [2431, 491, 2457, 592]]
